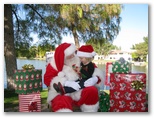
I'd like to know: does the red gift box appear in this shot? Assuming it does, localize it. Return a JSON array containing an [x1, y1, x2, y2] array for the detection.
[[19, 93, 41, 112], [109, 73, 147, 112]]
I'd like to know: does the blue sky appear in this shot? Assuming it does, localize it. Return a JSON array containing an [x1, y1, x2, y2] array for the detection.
[[112, 4, 148, 50], [62, 4, 148, 51], [120, 4, 148, 31]]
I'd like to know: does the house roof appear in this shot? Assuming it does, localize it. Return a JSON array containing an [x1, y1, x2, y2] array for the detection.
[[109, 49, 137, 55], [109, 50, 128, 54]]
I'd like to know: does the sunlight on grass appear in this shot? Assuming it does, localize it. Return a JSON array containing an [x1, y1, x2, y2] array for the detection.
[[4, 97, 19, 103], [40, 89, 48, 98]]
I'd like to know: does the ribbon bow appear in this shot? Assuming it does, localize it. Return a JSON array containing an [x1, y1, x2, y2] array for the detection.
[[118, 57, 126, 64], [131, 80, 145, 90], [22, 64, 35, 70]]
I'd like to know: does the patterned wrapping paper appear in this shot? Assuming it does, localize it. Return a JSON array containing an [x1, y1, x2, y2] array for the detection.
[[19, 93, 41, 112], [99, 91, 110, 112], [14, 69, 42, 94], [112, 59, 131, 74], [109, 73, 147, 112]]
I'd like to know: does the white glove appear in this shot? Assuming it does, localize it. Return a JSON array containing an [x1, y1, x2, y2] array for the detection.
[[84, 76, 98, 87], [64, 81, 81, 91]]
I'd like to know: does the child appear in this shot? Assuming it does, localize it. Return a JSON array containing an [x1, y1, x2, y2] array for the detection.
[[53, 45, 98, 95]]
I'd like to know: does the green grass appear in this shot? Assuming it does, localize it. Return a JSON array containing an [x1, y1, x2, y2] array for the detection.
[[40, 89, 48, 105], [4, 89, 19, 108]]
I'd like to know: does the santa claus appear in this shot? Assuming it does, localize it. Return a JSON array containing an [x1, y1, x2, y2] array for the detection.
[[44, 42, 104, 112]]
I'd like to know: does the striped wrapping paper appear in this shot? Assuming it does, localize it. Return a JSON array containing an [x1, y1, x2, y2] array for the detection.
[[19, 93, 41, 112]]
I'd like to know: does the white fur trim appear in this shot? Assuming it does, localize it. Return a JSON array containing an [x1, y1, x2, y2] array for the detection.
[[77, 51, 96, 57], [47, 73, 68, 105], [56, 108, 73, 112], [49, 57, 58, 71], [80, 102, 99, 112], [70, 90, 82, 101], [47, 90, 59, 105], [64, 43, 76, 57], [58, 71, 65, 77], [93, 68, 105, 87]]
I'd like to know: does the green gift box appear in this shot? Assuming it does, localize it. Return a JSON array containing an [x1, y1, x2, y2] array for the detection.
[[14, 69, 42, 94], [112, 58, 131, 74], [98, 91, 110, 112]]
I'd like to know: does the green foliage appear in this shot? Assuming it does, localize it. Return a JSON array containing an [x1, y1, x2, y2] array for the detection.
[[53, 4, 123, 47], [16, 40, 55, 59], [86, 38, 120, 55], [13, 4, 62, 54], [131, 36, 148, 61], [5, 4, 123, 90], [12, 4, 122, 55]]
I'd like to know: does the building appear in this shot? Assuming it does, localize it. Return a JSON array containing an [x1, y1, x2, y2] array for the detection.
[[104, 50, 132, 62], [45, 51, 54, 66], [94, 55, 104, 60]]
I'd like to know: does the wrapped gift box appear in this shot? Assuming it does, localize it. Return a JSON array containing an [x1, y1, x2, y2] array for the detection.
[[109, 73, 147, 112], [112, 58, 131, 74], [14, 69, 42, 94], [19, 93, 41, 112], [99, 91, 110, 112]]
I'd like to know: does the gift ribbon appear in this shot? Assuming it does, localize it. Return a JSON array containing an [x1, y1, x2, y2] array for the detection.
[[105, 62, 112, 86], [22, 64, 35, 70], [119, 57, 126, 64], [131, 80, 145, 90]]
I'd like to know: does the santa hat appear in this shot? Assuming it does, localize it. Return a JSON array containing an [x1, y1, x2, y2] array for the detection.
[[77, 45, 96, 57], [54, 42, 76, 72]]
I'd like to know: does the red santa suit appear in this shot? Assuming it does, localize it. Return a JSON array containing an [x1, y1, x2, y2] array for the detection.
[[44, 43, 104, 112]]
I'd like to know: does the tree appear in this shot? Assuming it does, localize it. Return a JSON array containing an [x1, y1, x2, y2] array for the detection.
[[4, 4, 123, 90], [4, 4, 62, 89], [4, 5, 17, 90], [27, 46, 37, 59], [131, 36, 148, 61], [53, 4, 123, 48], [86, 38, 120, 56], [37, 41, 55, 58]]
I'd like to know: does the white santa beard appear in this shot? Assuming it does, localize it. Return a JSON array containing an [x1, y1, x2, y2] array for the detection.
[[63, 56, 81, 81], [64, 56, 80, 67], [63, 65, 79, 81]]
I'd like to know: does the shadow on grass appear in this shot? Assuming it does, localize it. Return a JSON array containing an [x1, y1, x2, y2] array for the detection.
[[4, 89, 18, 98]]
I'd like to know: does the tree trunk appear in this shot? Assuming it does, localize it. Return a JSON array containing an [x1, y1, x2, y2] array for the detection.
[[72, 28, 80, 49], [4, 4, 17, 90]]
